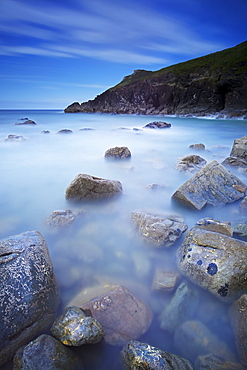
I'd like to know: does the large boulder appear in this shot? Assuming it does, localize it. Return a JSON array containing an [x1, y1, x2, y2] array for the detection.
[[172, 160, 246, 210], [131, 211, 187, 247], [121, 340, 193, 370], [65, 174, 122, 200], [0, 231, 60, 367], [79, 285, 153, 346], [177, 225, 247, 302], [104, 146, 131, 159], [13, 334, 84, 370]]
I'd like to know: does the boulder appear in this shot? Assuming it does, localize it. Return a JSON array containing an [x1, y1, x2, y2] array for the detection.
[[65, 174, 122, 200], [229, 294, 247, 366], [222, 156, 247, 168], [159, 282, 199, 333], [79, 285, 152, 346], [175, 154, 207, 173], [120, 340, 193, 370], [174, 320, 236, 363], [189, 143, 205, 150], [104, 146, 131, 159], [152, 271, 179, 292], [57, 129, 73, 134], [131, 211, 188, 247], [13, 334, 84, 370], [222, 136, 247, 168], [172, 160, 247, 210], [15, 119, 36, 125], [51, 306, 104, 346], [195, 217, 234, 236], [46, 209, 79, 230], [233, 223, 247, 239], [0, 231, 60, 367], [195, 353, 246, 370], [143, 121, 171, 129], [177, 225, 247, 302]]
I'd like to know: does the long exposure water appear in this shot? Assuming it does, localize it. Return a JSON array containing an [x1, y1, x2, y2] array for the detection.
[[1, 110, 247, 369]]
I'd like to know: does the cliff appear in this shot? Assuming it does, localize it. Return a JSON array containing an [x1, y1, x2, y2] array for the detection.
[[65, 41, 247, 118]]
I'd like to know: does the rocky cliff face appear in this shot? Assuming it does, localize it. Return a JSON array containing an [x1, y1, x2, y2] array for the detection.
[[65, 41, 247, 118]]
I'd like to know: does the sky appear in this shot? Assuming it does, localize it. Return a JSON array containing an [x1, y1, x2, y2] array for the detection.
[[0, 0, 246, 109]]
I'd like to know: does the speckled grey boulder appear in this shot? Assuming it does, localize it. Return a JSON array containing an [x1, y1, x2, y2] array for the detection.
[[177, 226, 247, 302], [172, 160, 246, 210], [121, 340, 193, 370], [0, 231, 60, 368], [175, 154, 207, 173], [131, 211, 188, 247], [13, 334, 84, 370], [104, 146, 131, 158], [51, 306, 104, 346], [65, 174, 122, 200]]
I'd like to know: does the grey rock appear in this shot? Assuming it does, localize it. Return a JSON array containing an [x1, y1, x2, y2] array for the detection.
[[0, 231, 60, 367], [104, 146, 131, 159], [175, 154, 207, 173], [5, 134, 25, 141], [13, 334, 84, 370], [152, 271, 179, 292], [229, 294, 247, 366], [121, 340, 193, 370], [189, 143, 206, 150], [177, 226, 247, 302], [57, 129, 73, 134], [15, 119, 36, 125], [41, 130, 50, 134], [159, 282, 199, 333], [196, 217, 234, 236], [174, 320, 236, 363], [80, 285, 153, 346], [51, 306, 104, 346], [65, 174, 122, 200], [230, 135, 247, 160], [131, 211, 188, 247], [46, 209, 80, 230], [233, 223, 247, 238], [222, 156, 247, 168], [143, 121, 171, 129], [172, 160, 247, 210], [195, 353, 246, 370]]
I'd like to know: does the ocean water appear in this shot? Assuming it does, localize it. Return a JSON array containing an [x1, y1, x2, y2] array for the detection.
[[1, 109, 247, 368]]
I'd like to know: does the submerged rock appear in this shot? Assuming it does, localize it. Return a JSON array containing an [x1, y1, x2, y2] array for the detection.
[[65, 174, 122, 200], [51, 306, 104, 346], [104, 146, 131, 159], [175, 154, 207, 173], [13, 334, 84, 370], [79, 285, 152, 346], [5, 134, 25, 141], [195, 353, 246, 370], [46, 209, 80, 230], [121, 340, 193, 370], [57, 129, 73, 134], [172, 160, 246, 210], [189, 143, 205, 150], [0, 231, 60, 367], [131, 211, 188, 247], [152, 271, 179, 292], [177, 225, 247, 302], [15, 119, 36, 125]]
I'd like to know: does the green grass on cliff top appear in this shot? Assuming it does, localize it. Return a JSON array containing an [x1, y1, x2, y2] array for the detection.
[[113, 41, 247, 90]]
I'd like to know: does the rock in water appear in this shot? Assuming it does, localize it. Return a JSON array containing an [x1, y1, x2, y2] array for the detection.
[[177, 225, 247, 302], [51, 306, 104, 346], [104, 146, 131, 159], [120, 340, 193, 370], [15, 119, 36, 125], [195, 353, 246, 370], [13, 334, 84, 370], [131, 211, 187, 247], [46, 209, 79, 230], [0, 231, 60, 367], [172, 160, 246, 210], [175, 154, 207, 173], [80, 285, 152, 346], [222, 135, 247, 168], [65, 174, 122, 200], [143, 121, 171, 129]]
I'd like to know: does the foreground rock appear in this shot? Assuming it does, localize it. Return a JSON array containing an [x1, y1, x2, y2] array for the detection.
[[175, 154, 207, 173], [172, 160, 246, 210], [15, 119, 36, 125], [46, 209, 80, 230], [51, 306, 104, 346], [65, 174, 122, 200], [13, 334, 84, 370], [131, 211, 187, 247], [80, 285, 152, 345], [177, 224, 247, 302], [229, 294, 247, 366], [121, 340, 193, 370], [174, 320, 236, 363], [143, 121, 171, 129], [104, 146, 131, 159], [0, 231, 60, 367]]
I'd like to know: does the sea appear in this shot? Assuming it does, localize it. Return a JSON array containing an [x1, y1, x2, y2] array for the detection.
[[1, 109, 247, 369]]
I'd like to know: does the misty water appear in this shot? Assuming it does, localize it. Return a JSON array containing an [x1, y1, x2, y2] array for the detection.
[[1, 110, 247, 369]]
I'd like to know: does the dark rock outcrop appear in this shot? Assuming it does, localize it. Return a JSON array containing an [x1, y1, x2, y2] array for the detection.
[[65, 41, 247, 118], [143, 121, 171, 128], [0, 231, 60, 367]]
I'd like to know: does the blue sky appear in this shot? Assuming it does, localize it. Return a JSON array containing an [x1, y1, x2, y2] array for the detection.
[[0, 0, 246, 109]]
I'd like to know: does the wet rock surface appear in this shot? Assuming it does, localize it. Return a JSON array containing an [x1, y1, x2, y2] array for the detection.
[[0, 231, 60, 367], [143, 121, 171, 129], [104, 146, 131, 158], [13, 334, 84, 370], [51, 306, 104, 346], [172, 160, 247, 210], [80, 285, 153, 345], [120, 340, 193, 370], [195, 217, 234, 236], [177, 225, 247, 302], [131, 211, 188, 247], [65, 173, 122, 200], [175, 154, 207, 173]]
